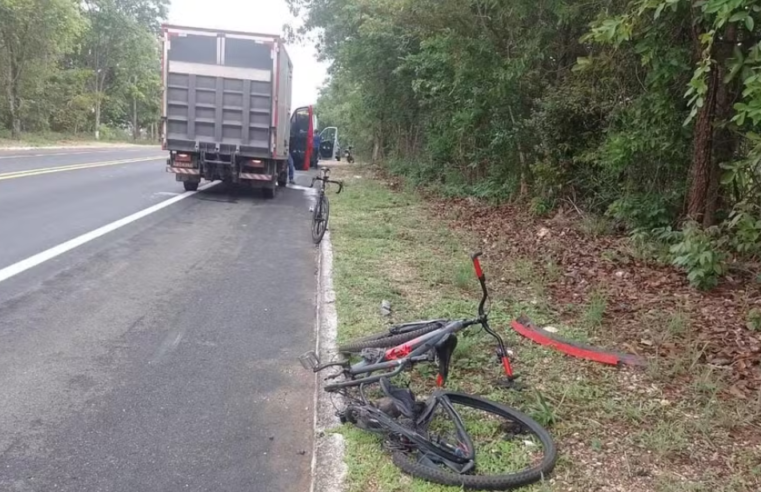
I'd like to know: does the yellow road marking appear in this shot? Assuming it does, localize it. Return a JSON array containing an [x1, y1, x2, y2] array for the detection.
[[0, 156, 164, 181]]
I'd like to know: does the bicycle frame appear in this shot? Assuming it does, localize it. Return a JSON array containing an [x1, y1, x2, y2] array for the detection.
[[302, 253, 518, 392]]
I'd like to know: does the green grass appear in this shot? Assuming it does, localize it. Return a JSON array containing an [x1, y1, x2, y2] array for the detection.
[[0, 129, 156, 147], [327, 165, 761, 492]]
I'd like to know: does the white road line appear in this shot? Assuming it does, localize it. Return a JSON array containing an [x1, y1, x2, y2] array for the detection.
[[0, 181, 218, 284]]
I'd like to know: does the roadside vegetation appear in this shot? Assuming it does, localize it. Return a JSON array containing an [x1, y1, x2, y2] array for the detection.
[[0, 0, 166, 143], [328, 164, 761, 491], [289, 0, 760, 430], [289, 0, 761, 290]]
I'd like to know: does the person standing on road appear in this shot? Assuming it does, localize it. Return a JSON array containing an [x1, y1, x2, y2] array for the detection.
[[288, 151, 296, 185], [313, 133, 321, 166]]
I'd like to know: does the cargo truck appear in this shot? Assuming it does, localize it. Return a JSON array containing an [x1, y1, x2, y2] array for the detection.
[[161, 25, 293, 198]]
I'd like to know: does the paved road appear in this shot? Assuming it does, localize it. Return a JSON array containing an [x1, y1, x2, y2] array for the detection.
[[0, 147, 316, 491]]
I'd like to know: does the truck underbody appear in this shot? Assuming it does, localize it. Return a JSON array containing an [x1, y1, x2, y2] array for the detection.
[[166, 146, 287, 198]]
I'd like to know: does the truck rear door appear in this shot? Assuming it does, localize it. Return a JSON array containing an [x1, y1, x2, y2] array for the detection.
[[163, 27, 278, 158]]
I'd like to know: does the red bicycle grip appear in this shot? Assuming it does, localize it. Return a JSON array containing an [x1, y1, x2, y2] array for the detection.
[[472, 256, 483, 279], [501, 356, 514, 377]]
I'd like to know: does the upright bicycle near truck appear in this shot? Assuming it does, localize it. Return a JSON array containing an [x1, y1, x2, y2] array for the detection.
[[310, 166, 343, 244]]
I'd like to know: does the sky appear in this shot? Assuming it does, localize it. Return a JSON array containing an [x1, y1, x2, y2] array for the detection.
[[168, 0, 328, 109]]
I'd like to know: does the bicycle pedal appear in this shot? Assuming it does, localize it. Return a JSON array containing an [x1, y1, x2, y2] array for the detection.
[[298, 351, 321, 371]]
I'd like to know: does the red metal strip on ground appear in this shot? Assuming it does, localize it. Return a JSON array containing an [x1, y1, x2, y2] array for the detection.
[[510, 318, 624, 366]]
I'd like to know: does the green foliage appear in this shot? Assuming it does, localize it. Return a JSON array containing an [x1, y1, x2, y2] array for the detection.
[[748, 309, 761, 332], [607, 193, 676, 231], [670, 223, 727, 290], [292, 0, 761, 289], [724, 202, 761, 259], [0, 0, 166, 139]]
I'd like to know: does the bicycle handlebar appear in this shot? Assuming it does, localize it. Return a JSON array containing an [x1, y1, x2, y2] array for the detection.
[[471, 252, 488, 317], [310, 175, 344, 194]]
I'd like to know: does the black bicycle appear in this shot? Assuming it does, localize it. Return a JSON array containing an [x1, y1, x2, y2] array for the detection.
[[302, 253, 519, 391], [310, 166, 343, 244], [300, 254, 558, 489]]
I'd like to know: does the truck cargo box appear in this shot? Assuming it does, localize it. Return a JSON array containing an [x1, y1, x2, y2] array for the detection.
[[161, 25, 292, 159]]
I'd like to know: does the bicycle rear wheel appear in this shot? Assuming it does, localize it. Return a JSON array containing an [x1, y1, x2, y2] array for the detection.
[[390, 391, 557, 490], [338, 320, 447, 353], [312, 194, 329, 244]]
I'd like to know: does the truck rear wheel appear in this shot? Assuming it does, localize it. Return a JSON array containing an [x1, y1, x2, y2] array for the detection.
[[277, 170, 287, 187], [183, 181, 199, 192]]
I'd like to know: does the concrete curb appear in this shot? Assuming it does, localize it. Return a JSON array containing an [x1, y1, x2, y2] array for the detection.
[[310, 230, 346, 492]]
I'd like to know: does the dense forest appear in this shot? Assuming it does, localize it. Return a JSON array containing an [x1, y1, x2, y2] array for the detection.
[[290, 0, 761, 289], [0, 0, 167, 141]]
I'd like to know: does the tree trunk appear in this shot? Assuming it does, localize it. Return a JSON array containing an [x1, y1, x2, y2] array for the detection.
[[6, 59, 21, 139], [94, 70, 104, 140], [7, 87, 20, 140], [372, 134, 381, 163], [704, 23, 738, 227], [686, 19, 719, 222], [508, 106, 530, 197], [94, 99, 101, 140], [132, 96, 138, 140]]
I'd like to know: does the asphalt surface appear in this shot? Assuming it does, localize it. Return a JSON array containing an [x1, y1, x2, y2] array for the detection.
[[0, 146, 316, 491]]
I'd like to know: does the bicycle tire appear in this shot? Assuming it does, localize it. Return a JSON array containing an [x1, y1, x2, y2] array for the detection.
[[338, 322, 444, 353], [391, 392, 557, 490], [312, 194, 329, 244]]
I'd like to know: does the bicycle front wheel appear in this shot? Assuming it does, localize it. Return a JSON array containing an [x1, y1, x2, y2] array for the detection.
[[391, 391, 557, 490], [312, 194, 329, 244]]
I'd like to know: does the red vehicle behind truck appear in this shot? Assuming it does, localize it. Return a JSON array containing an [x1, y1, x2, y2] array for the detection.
[[161, 25, 293, 198]]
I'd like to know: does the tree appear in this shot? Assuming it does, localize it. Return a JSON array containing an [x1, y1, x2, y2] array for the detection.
[[79, 0, 166, 139], [0, 0, 82, 138], [294, 0, 761, 286]]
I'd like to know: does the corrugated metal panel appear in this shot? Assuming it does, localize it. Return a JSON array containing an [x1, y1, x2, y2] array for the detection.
[[163, 27, 288, 158]]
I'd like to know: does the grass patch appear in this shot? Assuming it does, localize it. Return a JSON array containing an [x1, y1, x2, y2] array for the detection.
[[581, 290, 608, 332], [327, 165, 761, 492], [0, 129, 155, 148]]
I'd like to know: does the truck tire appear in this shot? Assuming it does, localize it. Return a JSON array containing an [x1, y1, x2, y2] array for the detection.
[[277, 170, 288, 187], [183, 181, 199, 192]]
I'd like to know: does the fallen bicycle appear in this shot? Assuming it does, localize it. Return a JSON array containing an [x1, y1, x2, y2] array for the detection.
[[301, 254, 557, 489]]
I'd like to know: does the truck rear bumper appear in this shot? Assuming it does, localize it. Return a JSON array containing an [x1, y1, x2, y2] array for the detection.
[[239, 173, 272, 181], [166, 166, 201, 175]]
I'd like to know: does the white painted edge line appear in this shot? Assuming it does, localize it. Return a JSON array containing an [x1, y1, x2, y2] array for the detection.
[[310, 229, 347, 492], [0, 181, 218, 284]]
